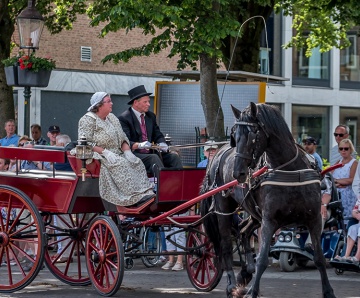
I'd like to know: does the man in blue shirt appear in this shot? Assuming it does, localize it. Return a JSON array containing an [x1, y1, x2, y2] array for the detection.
[[302, 136, 323, 170], [197, 141, 219, 168], [0, 119, 19, 146]]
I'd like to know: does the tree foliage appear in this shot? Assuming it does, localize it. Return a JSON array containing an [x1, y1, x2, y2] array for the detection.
[[2, 0, 360, 137], [0, 0, 87, 132]]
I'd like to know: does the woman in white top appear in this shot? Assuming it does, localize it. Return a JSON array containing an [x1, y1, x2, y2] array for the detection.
[[332, 138, 358, 224]]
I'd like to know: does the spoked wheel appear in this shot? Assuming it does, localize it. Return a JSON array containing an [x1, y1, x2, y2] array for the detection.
[[86, 215, 124, 297], [185, 224, 223, 292], [0, 185, 45, 293], [140, 226, 161, 267], [43, 213, 98, 286]]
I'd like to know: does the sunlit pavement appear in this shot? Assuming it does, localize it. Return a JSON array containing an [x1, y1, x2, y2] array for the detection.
[[1, 258, 359, 297]]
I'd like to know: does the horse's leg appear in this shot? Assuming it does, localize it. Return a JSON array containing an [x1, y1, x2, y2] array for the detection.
[[309, 220, 336, 298], [246, 221, 275, 298], [219, 214, 237, 297], [239, 217, 259, 275]]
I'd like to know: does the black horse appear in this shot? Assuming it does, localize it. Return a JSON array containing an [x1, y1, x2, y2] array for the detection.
[[201, 102, 336, 298]]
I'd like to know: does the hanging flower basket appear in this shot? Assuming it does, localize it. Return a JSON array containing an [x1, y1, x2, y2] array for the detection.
[[4, 66, 18, 86], [2, 52, 55, 87], [17, 67, 51, 87]]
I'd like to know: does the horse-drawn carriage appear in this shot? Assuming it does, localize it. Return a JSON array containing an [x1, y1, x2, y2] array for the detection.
[[0, 143, 237, 296], [0, 102, 341, 298]]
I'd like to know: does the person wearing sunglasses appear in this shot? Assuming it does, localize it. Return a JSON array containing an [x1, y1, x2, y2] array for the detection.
[[330, 124, 353, 165], [332, 138, 358, 225]]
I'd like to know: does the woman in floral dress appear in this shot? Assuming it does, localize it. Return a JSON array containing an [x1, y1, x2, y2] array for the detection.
[[78, 92, 154, 207]]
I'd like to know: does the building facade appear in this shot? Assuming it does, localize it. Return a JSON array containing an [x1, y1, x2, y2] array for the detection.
[[12, 13, 360, 160]]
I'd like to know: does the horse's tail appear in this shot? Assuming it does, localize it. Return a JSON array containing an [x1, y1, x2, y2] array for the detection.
[[200, 181, 222, 257]]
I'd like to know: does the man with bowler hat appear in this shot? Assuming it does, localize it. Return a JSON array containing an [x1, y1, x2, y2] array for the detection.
[[118, 85, 182, 174]]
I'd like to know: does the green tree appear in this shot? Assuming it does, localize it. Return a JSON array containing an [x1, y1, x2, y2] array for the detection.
[[0, 0, 86, 133], [87, 0, 360, 139], [2, 0, 360, 139]]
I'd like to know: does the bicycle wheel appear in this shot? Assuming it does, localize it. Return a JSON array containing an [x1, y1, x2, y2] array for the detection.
[[140, 227, 161, 267]]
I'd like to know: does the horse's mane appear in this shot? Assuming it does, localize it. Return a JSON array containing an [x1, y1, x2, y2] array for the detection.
[[253, 103, 295, 147]]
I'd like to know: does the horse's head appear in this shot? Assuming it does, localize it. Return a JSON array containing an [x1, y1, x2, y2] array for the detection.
[[231, 102, 268, 183]]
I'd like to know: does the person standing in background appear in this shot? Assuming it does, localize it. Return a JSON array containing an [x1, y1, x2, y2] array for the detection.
[[47, 125, 61, 146], [0, 119, 19, 146], [197, 140, 219, 168], [332, 138, 358, 225], [302, 136, 323, 170], [330, 125, 356, 165], [31, 124, 47, 145]]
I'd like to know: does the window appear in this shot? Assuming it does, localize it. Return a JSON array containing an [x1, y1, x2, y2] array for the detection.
[[293, 45, 330, 87], [339, 31, 360, 89], [292, 105, 330, 159]]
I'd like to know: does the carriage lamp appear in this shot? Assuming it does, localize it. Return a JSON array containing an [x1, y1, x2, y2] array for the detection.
[[76, 136, 93, 181]]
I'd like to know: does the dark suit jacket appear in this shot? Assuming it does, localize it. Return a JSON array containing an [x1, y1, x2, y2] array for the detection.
[[118, 108, 165, 150]]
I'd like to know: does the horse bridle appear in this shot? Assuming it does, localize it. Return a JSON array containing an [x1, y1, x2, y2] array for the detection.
[[233, 119, 266, 162], [234, 118, 299, 172]]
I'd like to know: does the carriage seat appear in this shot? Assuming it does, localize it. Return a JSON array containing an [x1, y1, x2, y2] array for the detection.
[[103, 168, 206, 216]]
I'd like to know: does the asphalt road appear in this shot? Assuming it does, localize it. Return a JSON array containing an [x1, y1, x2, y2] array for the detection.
[[1, 259, 359, 298]]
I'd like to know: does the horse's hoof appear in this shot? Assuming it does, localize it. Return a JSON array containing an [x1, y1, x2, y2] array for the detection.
[[231, 285, 247, 298]]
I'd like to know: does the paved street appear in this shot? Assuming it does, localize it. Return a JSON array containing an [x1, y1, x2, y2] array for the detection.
[[1, 258, 359, 298]]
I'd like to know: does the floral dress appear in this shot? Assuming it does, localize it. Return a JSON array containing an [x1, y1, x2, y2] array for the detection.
[[78, 112, 153, 206], [333, 158, 357, 222]]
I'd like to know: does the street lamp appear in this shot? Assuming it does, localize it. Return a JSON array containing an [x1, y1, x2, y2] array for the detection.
[[17, 0, 44, 135]]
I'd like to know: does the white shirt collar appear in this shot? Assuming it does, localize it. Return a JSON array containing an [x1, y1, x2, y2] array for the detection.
[[131, 108, 144, 123]]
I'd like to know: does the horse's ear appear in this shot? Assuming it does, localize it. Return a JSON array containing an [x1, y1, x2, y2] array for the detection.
[[231, 104, 241, 119], [250, 102, 257, 118]]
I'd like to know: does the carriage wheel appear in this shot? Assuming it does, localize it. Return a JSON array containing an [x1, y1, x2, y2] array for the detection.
[[185, 224, 223, 292], [86, 215, 124, 297], [279, 251, 297, 272], [140, 226, 161, 267], [43, 213, 98, 286], [0, 185, 45, 293]]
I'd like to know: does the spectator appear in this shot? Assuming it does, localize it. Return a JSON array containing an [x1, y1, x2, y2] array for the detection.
[[30, 124, 47, 145], [47, 125, 61, 146], [330, 125, 356, 165], [334, 200, 360, 264], [197, 140, 219, 168], [0, 158, 10, 171], [52, 134, 73, 263], [0, 119, 19, 146], [20, 142, 52, 170], [302, 136, 323, 170], [78, 92, 155, 207], [54, 134, 73, 171], [118, 85, 182, 175], [332, 139, 358, 224]]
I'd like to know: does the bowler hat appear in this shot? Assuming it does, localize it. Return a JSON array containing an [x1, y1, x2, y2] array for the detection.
[[127, 85, 152, 105]]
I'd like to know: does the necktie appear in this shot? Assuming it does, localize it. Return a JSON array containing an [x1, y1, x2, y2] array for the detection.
[[140, 114, 148, 141], [139, 114, 149, 153]]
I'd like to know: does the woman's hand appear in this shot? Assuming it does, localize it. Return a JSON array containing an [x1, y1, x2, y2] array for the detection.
[[124, 150, 139, 164]]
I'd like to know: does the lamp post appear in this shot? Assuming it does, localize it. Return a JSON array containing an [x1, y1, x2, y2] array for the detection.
[[17, 0, 44, 136]]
